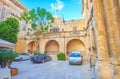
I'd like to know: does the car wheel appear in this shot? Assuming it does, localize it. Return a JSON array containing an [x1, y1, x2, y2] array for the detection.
[[80, 61, 82, 65], [20, 57, 23, 61], [48, 57, 52, 61], [42, 60, 45, 63], [69, 61, 72, 65]]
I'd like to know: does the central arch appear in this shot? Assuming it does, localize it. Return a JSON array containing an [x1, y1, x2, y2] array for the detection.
[[45, 40, 59, 55], [67, 39, 85, 55]]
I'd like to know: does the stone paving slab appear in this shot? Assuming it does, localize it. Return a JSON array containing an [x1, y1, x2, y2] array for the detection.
[[11, 60, 92, 79]]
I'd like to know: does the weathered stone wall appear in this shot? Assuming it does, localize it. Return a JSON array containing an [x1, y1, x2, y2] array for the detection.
[[82, 0, 120, 79], [15, 38, 26, 53]]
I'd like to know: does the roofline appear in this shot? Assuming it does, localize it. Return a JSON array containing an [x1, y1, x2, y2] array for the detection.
[[10, 0, 29, 11]]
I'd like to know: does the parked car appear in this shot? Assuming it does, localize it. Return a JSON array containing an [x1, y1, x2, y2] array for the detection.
[[31, 54, 52, 63], [14, 53, 30, 61], [69, 51, 82, 65]]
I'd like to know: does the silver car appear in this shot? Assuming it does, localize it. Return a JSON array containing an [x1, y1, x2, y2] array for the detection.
[[15, 53, 30, 61], [69, 51, 82, 65]]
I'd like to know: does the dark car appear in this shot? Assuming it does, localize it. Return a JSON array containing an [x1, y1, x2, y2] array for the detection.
[[30, 54, 52, 63]]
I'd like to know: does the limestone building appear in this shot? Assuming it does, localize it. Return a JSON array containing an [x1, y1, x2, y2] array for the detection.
[[0, 0, 29, 53], [26, 16, 88, 59], [82, 0, 120, 79]]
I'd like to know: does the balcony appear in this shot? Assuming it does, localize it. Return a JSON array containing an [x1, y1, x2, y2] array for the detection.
[[43, 30, 86, 39]]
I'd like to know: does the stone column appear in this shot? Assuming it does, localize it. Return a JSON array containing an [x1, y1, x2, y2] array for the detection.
[[110, 0, 120, 79], [89, 26, 96, 67], [93, 0, 112, 79], [103, 0, 120, 65], [85, 30, 90, 61], [110, 0, 120, 61], [110, 0, 120, 54], [91, 27, 96, 66], [102, 0, 114, 58]]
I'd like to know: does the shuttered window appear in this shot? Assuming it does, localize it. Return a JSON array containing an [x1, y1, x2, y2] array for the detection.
[[118, 0, 120, 7], [0, 6, 7, 20]]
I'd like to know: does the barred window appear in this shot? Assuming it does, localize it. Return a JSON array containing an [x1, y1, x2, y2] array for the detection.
[[0, 6, 1, 19], [90, 0, 92, 3], [73, 27, 77, 31], [0, 6, 7, 20], [50, 28, 59, 33], [118, 0, 120, 7], [62, 29, 64, 32], [23, 26, 26, 31], [73, 27, 77, 34]]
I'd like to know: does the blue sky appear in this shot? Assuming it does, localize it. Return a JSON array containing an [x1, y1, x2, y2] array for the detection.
[[20, 0, 83, 21]]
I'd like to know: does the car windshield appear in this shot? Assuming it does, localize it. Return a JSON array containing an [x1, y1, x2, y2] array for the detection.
[[20, 53, 28, 55], [35, 54, 44, 57], [70, 53, 80, 57]]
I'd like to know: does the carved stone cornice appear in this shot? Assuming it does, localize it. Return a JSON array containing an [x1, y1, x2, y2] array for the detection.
[[9, 0, 29, 11]]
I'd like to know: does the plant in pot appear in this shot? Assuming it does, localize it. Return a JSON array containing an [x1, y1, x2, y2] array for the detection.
[[0, 50, 19, 76], [0, 50, 8, 68]]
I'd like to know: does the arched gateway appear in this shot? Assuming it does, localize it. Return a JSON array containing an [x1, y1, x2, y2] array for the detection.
[[27, 41, 37, 54], [67, 39, 85, 55], [45, 40, 59, 55]]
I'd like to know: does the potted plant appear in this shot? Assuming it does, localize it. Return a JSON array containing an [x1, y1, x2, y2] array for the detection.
[[0, 50, 19, 76], [7, 51, 19, 76], [0, 50, 8, 68]]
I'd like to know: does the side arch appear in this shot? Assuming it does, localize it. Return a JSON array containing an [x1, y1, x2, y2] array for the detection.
[[66, 39, 85, 55], [27, 41, 37, 54]]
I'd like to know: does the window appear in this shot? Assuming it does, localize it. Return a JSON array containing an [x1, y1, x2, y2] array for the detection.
[[73, 27, 77, 32], [62, 29, 64, 32], [70, 53, 80, 57], [73, 27, 77, 34], [50, 29, 52, 32], [50, 28, 59, 33], [90, 0, 92, 3], [0, 6, 1, 17], [0, 6, 7, 20], [23, 26, 26, 31], [73, 27, 77, 31], [118, 0, 120, 7]]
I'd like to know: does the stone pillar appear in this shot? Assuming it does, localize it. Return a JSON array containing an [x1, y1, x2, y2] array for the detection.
[[102, 0, 114, 58], [85, 30, 90, 61], [91, 28, 96, 66], [110, 0, 120, 79], [110, 0, 120, 54], [89, 26, 96, 67], [103, 0, 120, 65], [110, 0, 120, 60], [93, 0, 112, 79]]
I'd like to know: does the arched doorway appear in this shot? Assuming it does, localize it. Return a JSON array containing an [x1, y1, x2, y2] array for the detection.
[[67, 39, 85, 55], [45, 40, 59, 55], [27, 41, 37, 54]]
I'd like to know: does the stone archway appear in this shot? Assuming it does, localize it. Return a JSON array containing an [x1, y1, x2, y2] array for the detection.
[[45, 40, 59, 55], [27, 41, 37, 54], [67, 39, 85, 55]]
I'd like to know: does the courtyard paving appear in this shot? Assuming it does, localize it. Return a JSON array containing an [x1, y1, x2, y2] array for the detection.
[[11, 60, 94, 79]]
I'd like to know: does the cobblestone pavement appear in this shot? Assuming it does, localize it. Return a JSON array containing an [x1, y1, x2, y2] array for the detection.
[[11, 60, 93, 79]]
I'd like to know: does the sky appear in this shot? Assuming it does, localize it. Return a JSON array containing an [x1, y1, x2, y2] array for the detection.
[[20, 0, 83, 21]]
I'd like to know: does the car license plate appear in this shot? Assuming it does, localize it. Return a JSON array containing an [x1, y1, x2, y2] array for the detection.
[[34, 58, 37, 59]]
